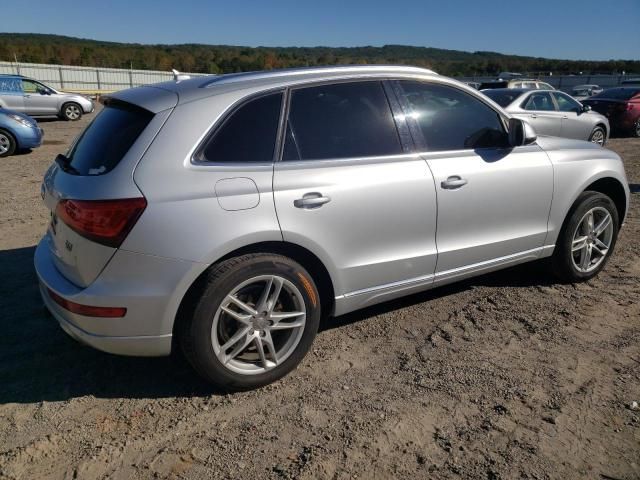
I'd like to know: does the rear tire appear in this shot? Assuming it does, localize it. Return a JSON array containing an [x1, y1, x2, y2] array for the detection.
[[588, 126, 606, 146], [0, 129, 16, 157], [551, 191, 619, 283], [180, 253, 321, 391], [61, 102, 82, 121]]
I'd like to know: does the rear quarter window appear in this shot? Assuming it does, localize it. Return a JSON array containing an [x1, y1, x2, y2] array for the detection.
[[66, 102, 153, 175]]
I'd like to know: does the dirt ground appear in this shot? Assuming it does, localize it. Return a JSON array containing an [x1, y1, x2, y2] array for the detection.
[[0, 111, 638, 480]]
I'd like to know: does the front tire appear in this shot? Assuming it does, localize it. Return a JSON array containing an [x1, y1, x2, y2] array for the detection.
[[588, 126, 606, 146], [180, 253, 321, 391], [551, 191, 619, 283], [0, 129, 17, 157], [61, 102, 83, 121]]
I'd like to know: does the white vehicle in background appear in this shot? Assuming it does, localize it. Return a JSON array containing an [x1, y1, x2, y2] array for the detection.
[[571, 84, 603, 101]]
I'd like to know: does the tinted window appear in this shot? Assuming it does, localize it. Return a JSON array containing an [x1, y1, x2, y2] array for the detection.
[[66, 102, 153, 175], [200, 92, 282, 163], [591, 87, 640, 100], [283, 82, 401, 161], [396, 81, 508, 151], [482, 89, 523, 107], [523, 92, 555, 111], [553, 92, 581, 112]]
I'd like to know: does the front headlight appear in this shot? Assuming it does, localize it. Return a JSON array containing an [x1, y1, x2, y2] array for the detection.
[[8, 114, 33, 127]]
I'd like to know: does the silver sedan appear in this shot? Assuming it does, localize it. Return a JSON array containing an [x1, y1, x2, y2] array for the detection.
[[482, 88, 609, 145]]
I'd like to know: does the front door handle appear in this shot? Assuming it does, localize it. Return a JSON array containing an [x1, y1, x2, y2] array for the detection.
[[294, 192, 331, 209], [441, 176, 468, 190], [530, 114, 537, 118]]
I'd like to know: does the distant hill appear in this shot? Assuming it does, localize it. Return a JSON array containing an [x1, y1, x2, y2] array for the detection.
[[1, 33, 638, 76]]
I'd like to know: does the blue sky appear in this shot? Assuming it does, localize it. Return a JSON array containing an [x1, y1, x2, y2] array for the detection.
[[7, 0, 640, 60]]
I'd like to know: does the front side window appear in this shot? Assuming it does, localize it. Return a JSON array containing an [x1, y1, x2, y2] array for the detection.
[[22, 80, 40, 93], [199, 92, 283, 163], [396, 80, 508, 151], [523, 92, 555, 111], [283, 81, 401, 161], [553, 92, 582, 113]]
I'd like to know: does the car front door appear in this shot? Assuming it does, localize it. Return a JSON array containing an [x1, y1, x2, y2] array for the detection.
[[517, 91, 563, 136], [392, 80, 553, 281], [22, 79, 58, 115], [552, 91, 593, 140], [273, 80, 438, 299]]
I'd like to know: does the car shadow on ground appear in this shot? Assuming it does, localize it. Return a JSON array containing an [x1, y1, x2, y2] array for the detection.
[[0, 245, 555, 404]]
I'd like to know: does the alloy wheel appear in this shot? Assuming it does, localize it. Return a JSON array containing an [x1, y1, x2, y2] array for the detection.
[[571, 207, 613, 273], [0, 133, 9, 155], [211, 275, 307, 375], [65, 105, 80, 120], [590, 129, 605, 146]]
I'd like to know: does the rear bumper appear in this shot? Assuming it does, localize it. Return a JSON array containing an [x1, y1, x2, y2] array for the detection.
[[34, 237, 206, 357]]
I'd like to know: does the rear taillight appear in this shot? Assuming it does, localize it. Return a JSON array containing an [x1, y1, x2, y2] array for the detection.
[[56, 197, 147, 248], [47, 288, 126, 317], [627, 103, 635, 111]]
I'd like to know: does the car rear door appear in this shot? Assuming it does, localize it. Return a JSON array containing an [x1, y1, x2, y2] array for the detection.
[[0, 77, 25, 111], [273, 80, 438, 298], [517, 91, 563, 136], [391, 80, 553, 280]]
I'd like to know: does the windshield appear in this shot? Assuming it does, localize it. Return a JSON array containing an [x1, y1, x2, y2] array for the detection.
[[590, 88, 640, 100], [482, 90, 522, 107], [65, 102, 153, 175]]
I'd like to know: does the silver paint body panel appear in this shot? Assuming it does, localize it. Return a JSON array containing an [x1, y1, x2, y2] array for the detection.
[[34, 66, 630, 355]]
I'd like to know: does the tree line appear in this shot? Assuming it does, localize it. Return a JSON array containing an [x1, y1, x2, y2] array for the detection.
[[1, 33, 638, 77]]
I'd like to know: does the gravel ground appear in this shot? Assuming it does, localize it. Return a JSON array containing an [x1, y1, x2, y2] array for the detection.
[[0, 111, 639, 480]]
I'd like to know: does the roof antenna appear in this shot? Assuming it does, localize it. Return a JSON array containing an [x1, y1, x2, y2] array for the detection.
[[171, 69, 191, 82]]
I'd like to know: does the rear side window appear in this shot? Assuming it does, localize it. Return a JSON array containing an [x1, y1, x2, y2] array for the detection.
[[198, 92, 283, 163], [396, 80, 508, 151], [523, 92, 556, 111], [66, 102, 153, 175], [283, 81, 401, 161]]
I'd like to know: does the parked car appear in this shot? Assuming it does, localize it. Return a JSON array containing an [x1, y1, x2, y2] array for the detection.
[[482, 88, 609, 145], [464, 81, 481, 90], [35, 66, 629, 390], [0, 107, 43, 157], [582, 87, 640, 137], [571, 84, 603, 101], [480, 78, 555, 90], [0, 74, 94, 121]]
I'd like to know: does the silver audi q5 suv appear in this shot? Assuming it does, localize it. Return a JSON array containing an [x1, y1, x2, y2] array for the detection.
[[36, 66, 630, 390]]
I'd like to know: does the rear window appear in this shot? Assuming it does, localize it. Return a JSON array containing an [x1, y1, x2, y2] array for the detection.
[[66, 102, 153, 175], [591, 88, 640, 100], [482, 90, 522, 107]]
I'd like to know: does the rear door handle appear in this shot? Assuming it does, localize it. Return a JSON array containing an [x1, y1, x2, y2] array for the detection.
[[294, 192, 331, 209], [441, 176, 468, 189]]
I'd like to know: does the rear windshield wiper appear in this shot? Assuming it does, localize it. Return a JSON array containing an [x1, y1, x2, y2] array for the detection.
[[54, 154, 80, 175]]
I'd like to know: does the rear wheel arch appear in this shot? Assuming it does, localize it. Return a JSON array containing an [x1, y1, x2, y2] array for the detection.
[[172, 241, 336, 345]]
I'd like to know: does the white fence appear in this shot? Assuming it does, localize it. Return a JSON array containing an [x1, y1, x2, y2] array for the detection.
[[0, 61, 207, 93], [1, 60, 636, 94]]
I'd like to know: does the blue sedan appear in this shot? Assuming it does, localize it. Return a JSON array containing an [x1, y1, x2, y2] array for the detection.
[[0, 108, 43, 157]]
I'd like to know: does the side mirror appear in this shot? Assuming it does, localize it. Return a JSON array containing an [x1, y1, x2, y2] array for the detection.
[[508, 118, 537, 147], [582, 104, 591, 113]]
